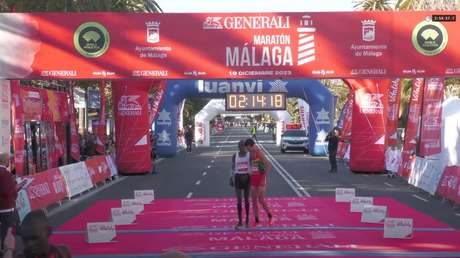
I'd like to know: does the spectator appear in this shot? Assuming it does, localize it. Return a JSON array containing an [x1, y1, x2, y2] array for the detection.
[[325, 128, 340, 173], [2, 210, 71, 258], [184, 125, 193, 152], [0, 155, 20, 251]]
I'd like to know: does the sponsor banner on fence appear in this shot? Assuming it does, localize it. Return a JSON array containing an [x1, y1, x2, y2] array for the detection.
[[113, 80, 152, 174], [106, 155, 118, 177], [437, 166, 460, 204], [347, 79, 389, 172], [387, 79, 401, 145], [22, 168, 68, 210], [409, 156, 445, 195], [59, 161, 93, 197], [0, 80, 11, 163], [15, 189, 31, 222], [85, 156, 111, 185], [0, 12, 460, 79], [419, 78, 444, 157], [399, 78, 424, 179]]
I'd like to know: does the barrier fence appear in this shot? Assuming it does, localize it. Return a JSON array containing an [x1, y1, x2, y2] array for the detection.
[[386, 150, 460, 205], [16, 155, 118, 220]]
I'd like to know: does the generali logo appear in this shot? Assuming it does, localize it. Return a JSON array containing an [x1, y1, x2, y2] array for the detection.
[[118, 95, 142, 116], [203, 16, 289, 30], [359, 93, 384, 115]]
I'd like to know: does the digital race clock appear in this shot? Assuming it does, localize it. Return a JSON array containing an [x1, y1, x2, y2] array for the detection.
[[225, 93, 286, 111]]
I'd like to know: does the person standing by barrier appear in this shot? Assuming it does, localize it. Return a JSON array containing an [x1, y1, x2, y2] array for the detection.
[[326, 128, 340, 173], [0, 158, 19, 251], [245, 139, 273, 227], [230, 140, 252, 229]]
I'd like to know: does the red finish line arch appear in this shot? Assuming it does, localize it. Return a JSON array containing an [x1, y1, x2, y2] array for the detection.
[[0, 11, 459, 80]]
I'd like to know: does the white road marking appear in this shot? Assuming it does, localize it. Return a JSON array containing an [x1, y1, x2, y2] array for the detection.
[[195, 180, 201, 185], [412, 194, 429, 202], [257, 143, 310, 197], [211, 160, 215, 163], [202, 172, 207, 176], [456, 213, 460, 217], [384, 182, 394, 188], [207, 165, 211, 169], [186, 192, 193, 198]]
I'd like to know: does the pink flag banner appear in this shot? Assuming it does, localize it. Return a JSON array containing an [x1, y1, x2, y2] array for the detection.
[[419, 78, 444, 157], [398, 78, 424, 179], [387, 79, 401, 145]]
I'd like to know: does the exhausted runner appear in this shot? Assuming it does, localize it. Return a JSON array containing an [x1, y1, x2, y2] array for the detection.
[[230, 140, 252, 229], [245, 138, 273, 226]]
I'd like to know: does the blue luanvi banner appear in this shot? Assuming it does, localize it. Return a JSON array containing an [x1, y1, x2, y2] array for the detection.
[[155, 79, 334, 157]]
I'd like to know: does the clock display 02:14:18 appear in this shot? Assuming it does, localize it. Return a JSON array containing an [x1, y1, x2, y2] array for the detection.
[[226, 93, 286, 110]]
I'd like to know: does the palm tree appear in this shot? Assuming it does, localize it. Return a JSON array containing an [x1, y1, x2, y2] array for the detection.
[[396, 0, 460, 10], [0, 0, 162, 12], [352, 0, 393, 11]]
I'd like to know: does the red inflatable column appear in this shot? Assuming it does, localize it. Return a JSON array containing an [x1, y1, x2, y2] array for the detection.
[[112, 80, 152, 174], [346, 79, 390, 172]]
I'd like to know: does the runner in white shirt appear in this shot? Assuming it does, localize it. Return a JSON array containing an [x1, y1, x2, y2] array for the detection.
[[231, 140, 252, 229]]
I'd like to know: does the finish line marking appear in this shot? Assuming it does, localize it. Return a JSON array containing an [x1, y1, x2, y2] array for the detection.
[[55, 225, 454, 235]]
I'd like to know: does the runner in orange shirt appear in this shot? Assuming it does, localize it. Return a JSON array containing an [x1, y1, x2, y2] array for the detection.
[[245, 139, 273, 226]]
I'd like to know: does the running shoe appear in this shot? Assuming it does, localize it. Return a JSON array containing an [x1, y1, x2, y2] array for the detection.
[[235, 222, 243, 229]]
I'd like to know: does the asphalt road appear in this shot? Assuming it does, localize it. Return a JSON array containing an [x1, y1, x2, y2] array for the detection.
[[49, 127, 460, 229]]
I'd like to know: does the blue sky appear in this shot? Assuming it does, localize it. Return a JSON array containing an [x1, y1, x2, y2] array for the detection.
[[155, 0, 355, 13]]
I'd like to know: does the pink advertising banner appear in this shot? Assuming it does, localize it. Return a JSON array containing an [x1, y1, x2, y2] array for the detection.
[[23, 167, 68, 210], [419, 78, 444, 157], [387, 79, 401, 146], [398, 78, 424, 179], [0, 12, 460, 79]]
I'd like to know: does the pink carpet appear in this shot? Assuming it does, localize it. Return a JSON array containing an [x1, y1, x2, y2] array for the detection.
[[52, 197, 460, 257], [57, 197, 451, 231]]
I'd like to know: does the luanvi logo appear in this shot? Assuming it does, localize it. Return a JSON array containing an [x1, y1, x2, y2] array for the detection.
[[74, 22, 110, 58], [412, 18, 448, 56]]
